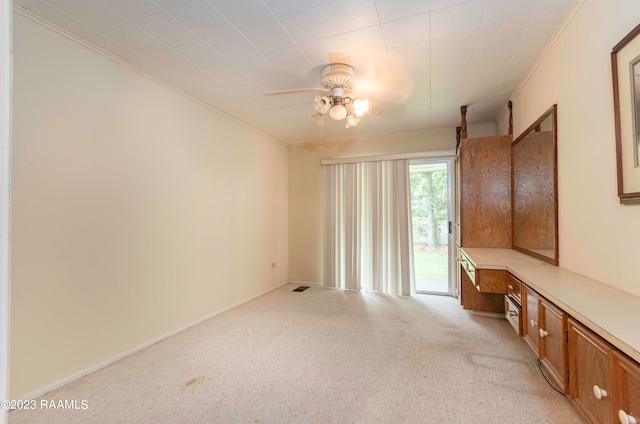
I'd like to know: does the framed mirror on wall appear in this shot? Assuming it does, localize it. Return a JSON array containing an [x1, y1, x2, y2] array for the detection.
[[612, 22, 640, 204], [512, 105, 559, 266]]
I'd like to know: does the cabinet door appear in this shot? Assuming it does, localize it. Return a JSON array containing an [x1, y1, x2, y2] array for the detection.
[[611, 350, 640, 424], [459, 135, 512, 247], [539, 298, 568, 393], [569, 318, 613, 424], [522, 285, 540, 356]]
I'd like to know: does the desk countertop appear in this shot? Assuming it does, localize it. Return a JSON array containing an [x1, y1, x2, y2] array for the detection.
[[459, 247, 640, 363]]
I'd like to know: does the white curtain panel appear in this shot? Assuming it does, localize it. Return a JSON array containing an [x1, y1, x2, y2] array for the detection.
[[322, 160, 415, 296]]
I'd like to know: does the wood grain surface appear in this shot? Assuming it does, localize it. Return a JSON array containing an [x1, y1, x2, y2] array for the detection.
[[460, 135, 512, 248], [569, 318, 614, 424], [513, 130, 555, 252], [460, 264, 505, 313], [611, 350, 640, 423]]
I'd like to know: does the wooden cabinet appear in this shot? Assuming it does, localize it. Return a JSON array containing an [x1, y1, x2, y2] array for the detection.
[[456, 134, 511, 311], [611, 351, 640, 424], [539, 298, 568, 393], [569, 318, 614, 424], [520, 283, 568, 393], [517, 288, 640, 424], [522, 284, 540, 356], [459, 135, 512, 248]]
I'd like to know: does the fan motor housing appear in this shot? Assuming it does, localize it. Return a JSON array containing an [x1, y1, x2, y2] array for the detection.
[[321, 63, 354, 90]]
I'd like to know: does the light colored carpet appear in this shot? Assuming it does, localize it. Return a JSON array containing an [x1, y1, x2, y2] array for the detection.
[[10, 284, 583, 423]]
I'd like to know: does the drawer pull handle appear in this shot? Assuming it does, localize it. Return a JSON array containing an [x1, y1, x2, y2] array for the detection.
[[508, 284, 514, 290], [619, 410, 637, 424], [530, 320, 537, 328], [539, 329, 548, 338], [593, 385, 608, 400]]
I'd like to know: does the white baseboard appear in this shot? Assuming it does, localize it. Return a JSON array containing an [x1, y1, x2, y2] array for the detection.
[[19, 281, 288, 402], [287, 280, 323, 287]]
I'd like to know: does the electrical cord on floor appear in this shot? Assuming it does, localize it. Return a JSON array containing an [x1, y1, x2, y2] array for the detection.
[[537, 359, 565, 395]]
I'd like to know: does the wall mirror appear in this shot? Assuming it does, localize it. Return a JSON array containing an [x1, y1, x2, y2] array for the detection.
[[512, 105, 558, 265]]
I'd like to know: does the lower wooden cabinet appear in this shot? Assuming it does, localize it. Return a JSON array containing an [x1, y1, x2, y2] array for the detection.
[[497, 274, 640, 424], [611, 351, 640, 424], [539, 298, 568, 393], [569, 318, 614, 424]]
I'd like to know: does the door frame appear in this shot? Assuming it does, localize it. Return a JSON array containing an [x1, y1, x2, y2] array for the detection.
[[409, 157, 457, 296]]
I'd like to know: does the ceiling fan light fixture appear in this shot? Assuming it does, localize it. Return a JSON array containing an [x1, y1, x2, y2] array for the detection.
[[353, 98, 369, 117], [345, 115, 360, 128], [329, 103, 348, 120], [314, 95, 332, 115]]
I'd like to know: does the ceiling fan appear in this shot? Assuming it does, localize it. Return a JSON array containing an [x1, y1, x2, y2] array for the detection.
[[263, 52, 372, 128]]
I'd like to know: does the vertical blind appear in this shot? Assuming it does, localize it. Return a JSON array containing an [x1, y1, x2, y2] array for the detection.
[[322, 160, 414, 295]]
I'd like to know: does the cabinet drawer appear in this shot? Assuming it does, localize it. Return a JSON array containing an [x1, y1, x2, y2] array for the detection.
[[504, 295, 522, 336], [476, 269, 508, 294], [459, 250, 476, 284], [507, 273, 522, 305]]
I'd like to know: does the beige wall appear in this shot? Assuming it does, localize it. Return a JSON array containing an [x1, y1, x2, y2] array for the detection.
[[288, 123, 496, 284], [10, 14, 288, 398], [497, 0, 640, 296]]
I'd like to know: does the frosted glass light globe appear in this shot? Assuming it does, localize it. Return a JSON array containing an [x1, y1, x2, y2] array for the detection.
[[353, 99, 369, 117], [329, 104, 348, 120]]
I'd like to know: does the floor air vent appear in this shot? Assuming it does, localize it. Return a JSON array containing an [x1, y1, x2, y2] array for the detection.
[[292, 286, 310, 292]]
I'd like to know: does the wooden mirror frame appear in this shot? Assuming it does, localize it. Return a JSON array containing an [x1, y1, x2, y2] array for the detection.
[[612, 22, 640, 204], [511, 105, 559, 265]]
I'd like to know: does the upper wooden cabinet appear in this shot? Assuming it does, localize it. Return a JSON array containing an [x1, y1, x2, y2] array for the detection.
[[459, 135, 512, 248]]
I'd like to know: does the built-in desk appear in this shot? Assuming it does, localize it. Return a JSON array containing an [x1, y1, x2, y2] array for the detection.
[[460, 247, 640, 424], [508, 263, 640, 364], [460, 247, 545, 268], [459, 247, 640, 363], [458, 247, 544, 313]]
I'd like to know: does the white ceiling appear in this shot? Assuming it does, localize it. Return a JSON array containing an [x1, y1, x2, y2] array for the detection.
[[13, 0, 576, 144]]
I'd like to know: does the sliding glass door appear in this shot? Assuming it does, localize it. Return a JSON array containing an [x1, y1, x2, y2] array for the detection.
[[409, 159, 455, 295]]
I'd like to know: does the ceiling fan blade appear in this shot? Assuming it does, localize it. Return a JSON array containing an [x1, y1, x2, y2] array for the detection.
[[353, 63, 415, 104], [329, 51, 351, 66], [263, 88, 325, 96]]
